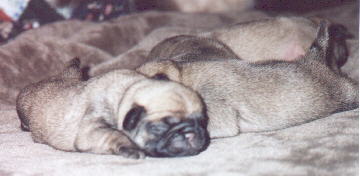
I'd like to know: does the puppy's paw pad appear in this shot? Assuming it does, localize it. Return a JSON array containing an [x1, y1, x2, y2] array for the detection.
[[119, 147, 145, 159]]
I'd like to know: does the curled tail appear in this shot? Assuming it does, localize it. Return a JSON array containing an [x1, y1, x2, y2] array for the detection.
[[305, 20, 330, 64], [303, 20, 358, 111], [305, 20, 352, 73]]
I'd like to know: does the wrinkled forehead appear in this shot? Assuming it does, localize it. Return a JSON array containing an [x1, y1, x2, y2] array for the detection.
[[144, 110, 187, 121], [135, 84, 203, 119]]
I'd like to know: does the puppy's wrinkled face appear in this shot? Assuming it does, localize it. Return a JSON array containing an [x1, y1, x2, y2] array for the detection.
[[145, 115, 208, 157], [123, 106, 208, 157], [122, 81, 209, 157]]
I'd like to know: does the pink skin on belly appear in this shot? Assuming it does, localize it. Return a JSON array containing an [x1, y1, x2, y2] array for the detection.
[[281, 42, 306, 61]]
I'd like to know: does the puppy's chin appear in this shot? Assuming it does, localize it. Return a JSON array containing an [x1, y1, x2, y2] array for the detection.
[[144, 119, 209, 157]]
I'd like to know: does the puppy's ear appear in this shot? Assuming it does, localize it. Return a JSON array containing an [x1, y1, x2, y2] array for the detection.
[[123, 105, 146, 131], [151, 73, 170, 81], [59, 57, 87, 80]]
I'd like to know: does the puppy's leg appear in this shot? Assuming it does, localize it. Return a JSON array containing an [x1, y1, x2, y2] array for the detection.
[[75, 109, 145, 159]]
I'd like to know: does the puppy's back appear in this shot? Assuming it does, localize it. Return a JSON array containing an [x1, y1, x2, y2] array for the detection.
[[148, 35, 239, 62], [16, 58, 84, 131]]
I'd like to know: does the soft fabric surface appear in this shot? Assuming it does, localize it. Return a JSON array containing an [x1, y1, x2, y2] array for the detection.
[[0, 4, 358, 176], [1, 108, 357, 176]]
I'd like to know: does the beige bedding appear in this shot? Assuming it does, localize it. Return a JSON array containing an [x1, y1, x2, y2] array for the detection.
[[0, 4, 358, 176]]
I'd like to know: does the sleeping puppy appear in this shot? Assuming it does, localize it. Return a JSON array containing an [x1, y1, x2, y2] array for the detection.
[[137, 21, 359, 138], [16, 58, 209, 158], [147, 35, 239, 63], [200, 16, 351, 72], [89, 16, 349, 76]]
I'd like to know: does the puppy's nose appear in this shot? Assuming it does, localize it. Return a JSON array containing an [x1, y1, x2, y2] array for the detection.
[[156, 120, 208, 157], [167, 131, 200, 154], [185, 133, 195, 146]]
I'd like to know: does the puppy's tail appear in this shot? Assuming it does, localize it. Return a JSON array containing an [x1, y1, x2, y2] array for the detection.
[[305, 21, 359, 111], [304, 20, 352, 73], [304, 20, 330, 64]]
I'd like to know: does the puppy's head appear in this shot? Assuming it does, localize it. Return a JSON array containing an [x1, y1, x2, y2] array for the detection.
[[118, 79, 209, 157]]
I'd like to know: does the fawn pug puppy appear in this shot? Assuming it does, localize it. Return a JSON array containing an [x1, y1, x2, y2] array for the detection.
[[147, 35, 239, 63], [16, 58, 209, 158], [200, 16, 351, 72], [137, 21, 358, 138], [89, 16, 350, 76], [148, 17, 350, 70]]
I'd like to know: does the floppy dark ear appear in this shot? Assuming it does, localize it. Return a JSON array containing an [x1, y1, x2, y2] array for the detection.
[[151, 73, 170, 81], [123, 105, 146, 131]]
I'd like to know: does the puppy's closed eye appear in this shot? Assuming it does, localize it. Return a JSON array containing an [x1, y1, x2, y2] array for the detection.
[[151, 73, 170, 81], [123, 105, 146, 131]]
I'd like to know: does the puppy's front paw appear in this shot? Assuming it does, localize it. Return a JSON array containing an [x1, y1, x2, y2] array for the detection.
[[118, 147, 146, 159]]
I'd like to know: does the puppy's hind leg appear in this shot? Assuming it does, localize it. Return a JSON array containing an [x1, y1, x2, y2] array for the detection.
[[74, 108, 145, 159]]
